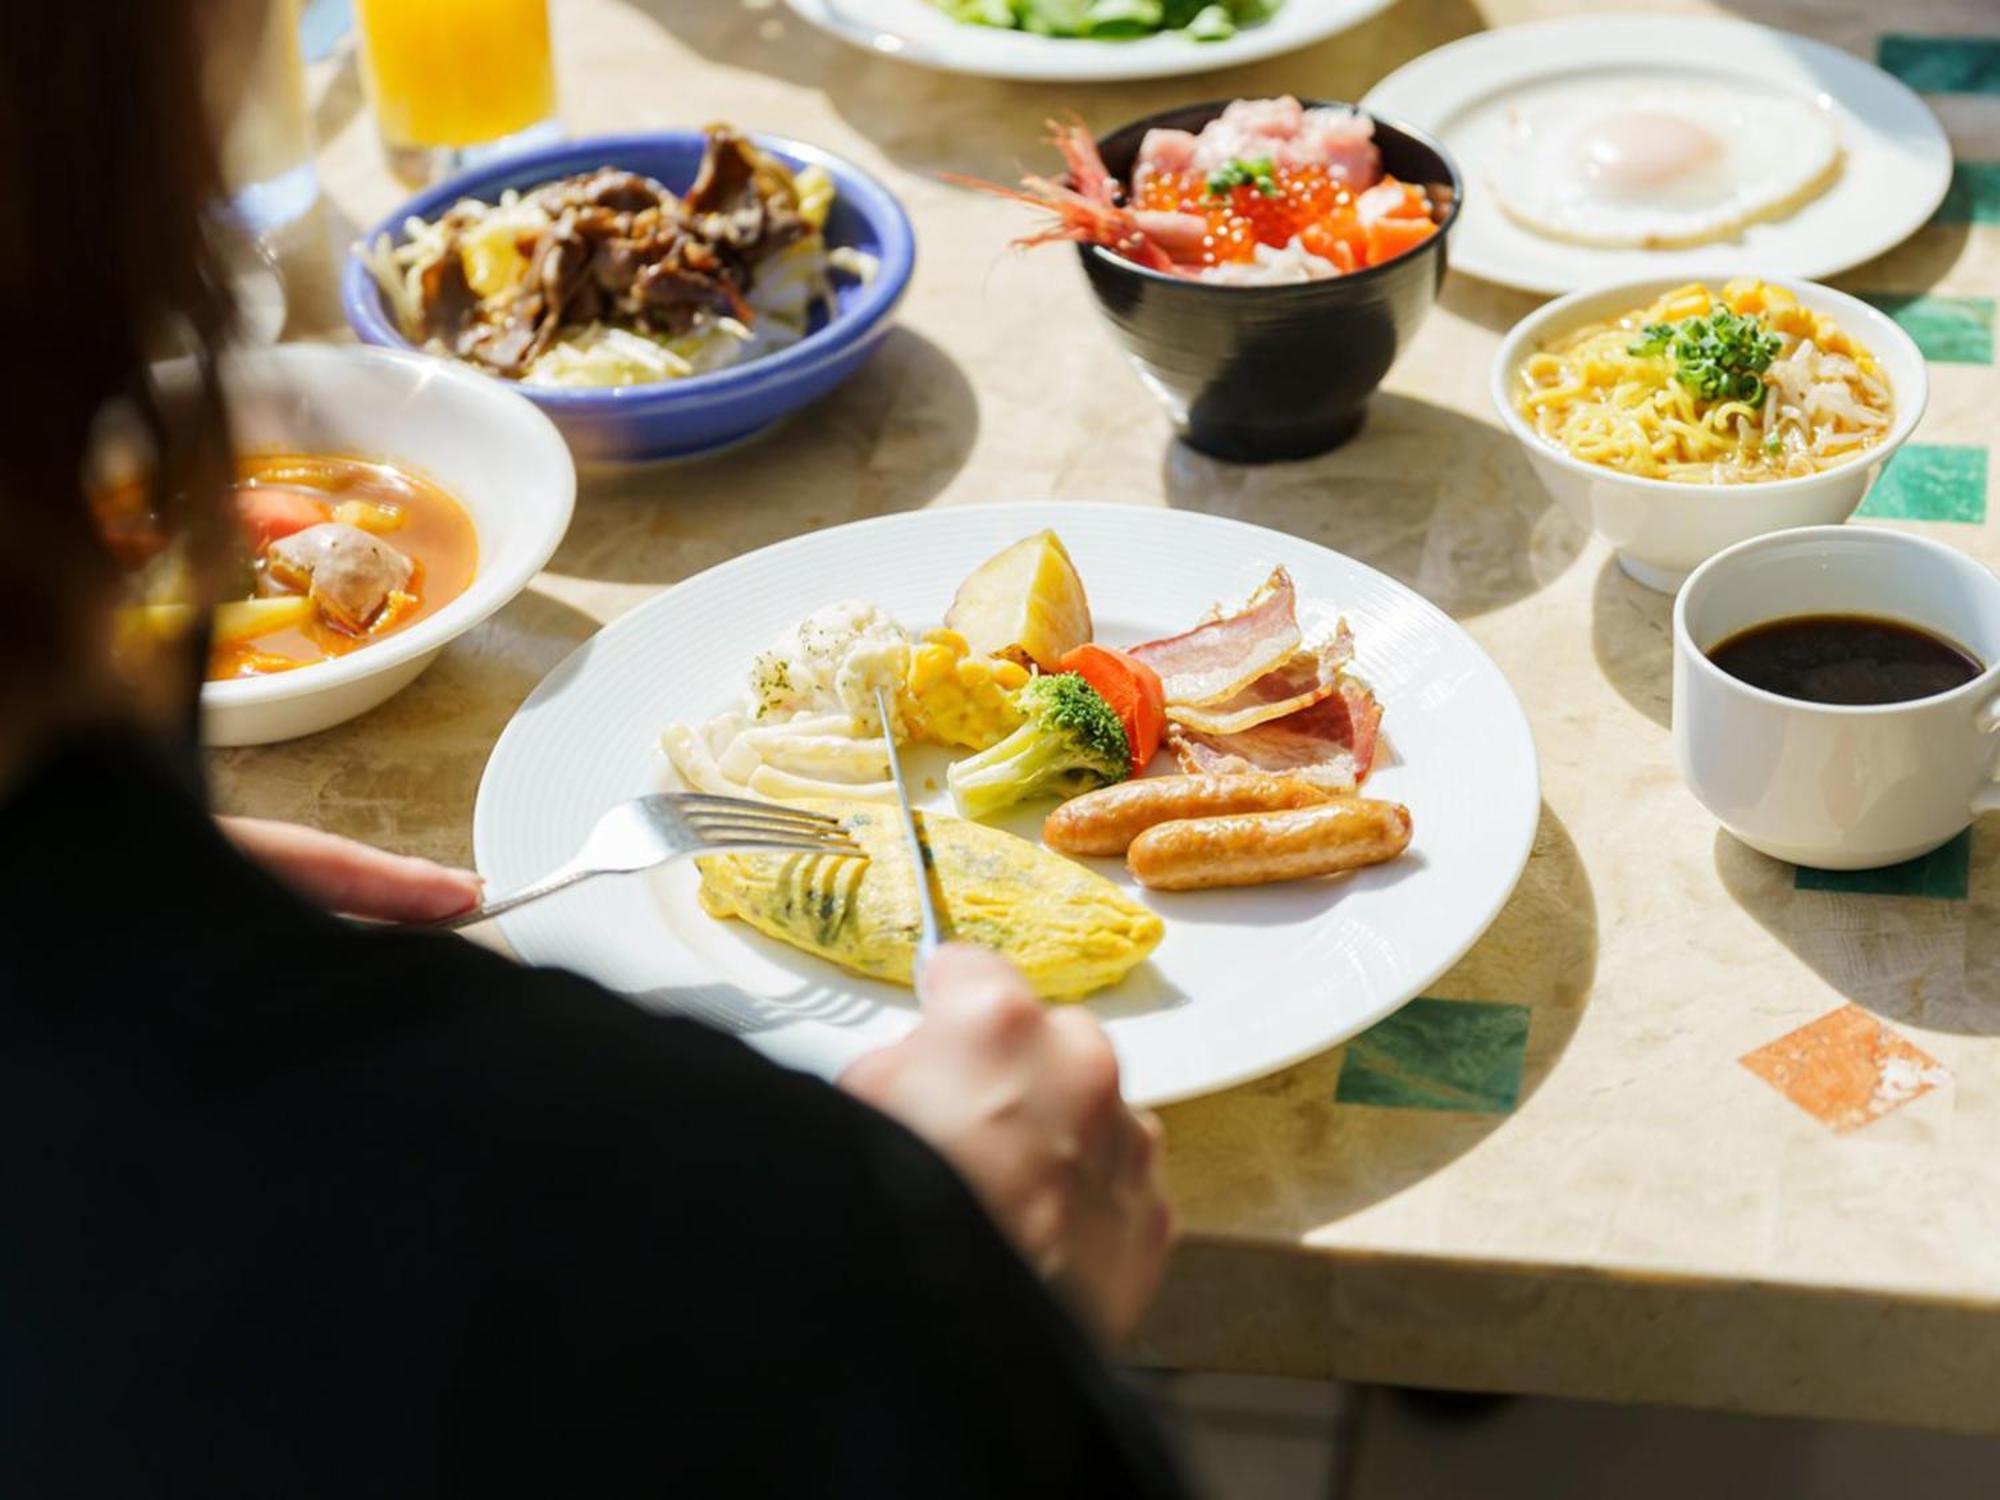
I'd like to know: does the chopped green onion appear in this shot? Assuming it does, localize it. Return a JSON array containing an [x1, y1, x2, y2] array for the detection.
[[1628, 308, 1783, 408], [1205, 156, 1278, 197]]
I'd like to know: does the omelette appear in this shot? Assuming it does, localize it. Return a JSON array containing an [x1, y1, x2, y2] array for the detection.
[[696, 799, 1162, 1000]]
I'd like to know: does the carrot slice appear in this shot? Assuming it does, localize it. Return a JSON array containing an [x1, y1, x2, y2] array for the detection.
[[1058, 643, 1165, 776]]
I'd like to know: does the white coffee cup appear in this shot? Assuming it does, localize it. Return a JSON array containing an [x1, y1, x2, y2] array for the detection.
[[1673, 526, 2000, 869]]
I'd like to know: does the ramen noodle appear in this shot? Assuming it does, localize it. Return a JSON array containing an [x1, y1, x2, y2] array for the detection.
[[1514, 279, 1894, 484]]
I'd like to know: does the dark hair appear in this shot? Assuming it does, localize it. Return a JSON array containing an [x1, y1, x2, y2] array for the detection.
[[0, 0, 238, 733]]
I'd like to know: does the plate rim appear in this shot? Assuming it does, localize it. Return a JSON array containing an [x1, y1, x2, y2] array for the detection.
[[472, 501, 1543, 1106], [781, 0, 1397, 82], [1360, 14, 1954, 295]]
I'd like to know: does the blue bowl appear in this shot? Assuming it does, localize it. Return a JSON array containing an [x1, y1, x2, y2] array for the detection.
[[342, 131, 916, 462]]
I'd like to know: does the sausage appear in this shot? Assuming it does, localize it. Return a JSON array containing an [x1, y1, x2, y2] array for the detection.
[[1044, 774, 1337, 857], [1126, 799, 1412, 891]]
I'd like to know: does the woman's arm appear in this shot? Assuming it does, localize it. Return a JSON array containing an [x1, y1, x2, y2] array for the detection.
[[223, 816, 1173, 1337]]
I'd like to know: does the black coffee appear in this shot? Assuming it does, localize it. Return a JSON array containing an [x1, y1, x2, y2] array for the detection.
[[1707, 614, 1983, 705]]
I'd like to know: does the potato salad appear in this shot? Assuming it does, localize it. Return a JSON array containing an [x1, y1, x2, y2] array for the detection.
[[663, 601, 911, 802], [748, 601, 910, 732]]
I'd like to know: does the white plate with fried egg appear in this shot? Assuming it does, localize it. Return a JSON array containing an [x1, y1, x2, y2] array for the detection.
[[1362, 15, 1951, 295]]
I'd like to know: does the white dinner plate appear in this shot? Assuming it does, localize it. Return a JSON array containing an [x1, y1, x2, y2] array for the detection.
[[473, 504, 1539, 1106], [784, 0, 1395, 82], [1361, 16, 1952, 296]]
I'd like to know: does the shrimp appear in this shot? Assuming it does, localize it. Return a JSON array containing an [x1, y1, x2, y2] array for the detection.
[[945, 118, 1207, 276]]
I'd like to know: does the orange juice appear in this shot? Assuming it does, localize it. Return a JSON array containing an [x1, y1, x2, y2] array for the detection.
[[355, 0, 555, 152]]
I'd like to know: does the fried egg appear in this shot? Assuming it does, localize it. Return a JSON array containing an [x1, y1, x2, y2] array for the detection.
[[1488, 80, 1841, 248]]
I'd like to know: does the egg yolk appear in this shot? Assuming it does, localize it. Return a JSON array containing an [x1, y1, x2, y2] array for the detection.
[[1573, 111, 1726, 201]]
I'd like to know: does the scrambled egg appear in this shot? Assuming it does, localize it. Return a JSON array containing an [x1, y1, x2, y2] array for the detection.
[[696, 799, 1162, 1001]]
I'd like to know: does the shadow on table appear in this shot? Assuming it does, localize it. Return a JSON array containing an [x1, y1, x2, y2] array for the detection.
[[1590, 554, 1674, 729], [544, 326, 978, 584], [1712, 820, 2000, 1037], [1160, 391, 1586, 619], [1155, 801, 1597, 1237], [648, 0, 1489, 180], [206, 587, 604, 863], [1835, 217, 1973, 299], [1437, 272, 1548, 337]]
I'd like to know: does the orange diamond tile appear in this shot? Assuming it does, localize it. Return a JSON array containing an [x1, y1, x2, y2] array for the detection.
[[1740, 1004, 1948, 1134]]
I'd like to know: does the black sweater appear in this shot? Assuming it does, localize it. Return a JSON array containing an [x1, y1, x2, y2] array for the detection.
[[0, 735, 1192, 1498]]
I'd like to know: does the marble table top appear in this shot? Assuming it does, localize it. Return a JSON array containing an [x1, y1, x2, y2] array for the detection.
[[217, 0, 2000, 1433]]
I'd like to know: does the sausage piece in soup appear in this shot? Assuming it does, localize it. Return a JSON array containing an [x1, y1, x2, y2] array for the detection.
[[210, 454, 478, 679]]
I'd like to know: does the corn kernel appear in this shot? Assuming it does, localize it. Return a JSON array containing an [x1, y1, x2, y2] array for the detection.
[[1652, 284, 1713, 322], [1722, 277, 1763, 314], [902, 629, 1028, 751], [1767, 305, 1816, 340]]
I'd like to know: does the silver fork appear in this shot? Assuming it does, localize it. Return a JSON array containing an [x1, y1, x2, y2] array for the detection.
[[433, 794, 865, 931]]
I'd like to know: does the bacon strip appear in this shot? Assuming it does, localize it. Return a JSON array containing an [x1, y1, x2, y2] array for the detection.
[[1168, 678, 1383, 791], [1165, 621, 1354, 737], [1127, 568, 1302, 707]]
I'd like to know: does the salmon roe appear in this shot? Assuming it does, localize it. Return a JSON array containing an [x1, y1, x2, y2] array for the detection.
[[1133, 164, 1435, 273]]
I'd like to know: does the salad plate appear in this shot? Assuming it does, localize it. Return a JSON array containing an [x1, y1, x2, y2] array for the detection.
[[785, 0, 1395, 83], [473, 504, 1539, 1107], [1361, 16, 1951, 295]]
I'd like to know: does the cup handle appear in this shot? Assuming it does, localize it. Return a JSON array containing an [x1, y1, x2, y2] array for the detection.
[[1978, 690, 2000, 815]]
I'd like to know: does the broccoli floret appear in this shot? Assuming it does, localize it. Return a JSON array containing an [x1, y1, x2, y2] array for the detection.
[[946, 672, 1129, 821]]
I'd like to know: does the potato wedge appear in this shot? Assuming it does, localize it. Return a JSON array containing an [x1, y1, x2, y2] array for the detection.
[[332, 498, 407, 535], [213, 595, 314, 645], [943, 530, 1091, 672]]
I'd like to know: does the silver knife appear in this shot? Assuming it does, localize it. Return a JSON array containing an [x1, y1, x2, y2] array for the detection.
[[874, 687, 944, 996]]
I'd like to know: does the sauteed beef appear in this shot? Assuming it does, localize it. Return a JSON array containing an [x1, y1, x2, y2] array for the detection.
[[415, 129, 810, 379]]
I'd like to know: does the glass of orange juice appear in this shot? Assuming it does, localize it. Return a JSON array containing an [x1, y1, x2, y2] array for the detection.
[[354, 0, 559, 183]]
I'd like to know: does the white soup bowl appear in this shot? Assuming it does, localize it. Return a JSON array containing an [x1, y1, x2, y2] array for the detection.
[[1492, 275, 1928, 592], [182, 344, 575, 746]]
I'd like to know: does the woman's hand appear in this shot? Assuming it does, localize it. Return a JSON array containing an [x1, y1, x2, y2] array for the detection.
[[219, 817, 482, 922], [840, 944, 1175, 1344]]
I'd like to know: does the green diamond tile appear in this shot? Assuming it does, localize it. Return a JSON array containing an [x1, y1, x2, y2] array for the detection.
[[1335, 997, 1531, 1114], [1795, 830, 1972, 900], [1857, 444, 1988, 523], [1878, 35, 2000, 94], [1859, 294, 1994, 364], [1936, 161, 2000, 226]]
